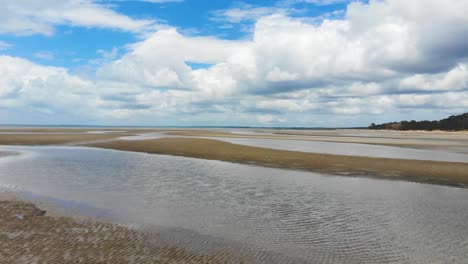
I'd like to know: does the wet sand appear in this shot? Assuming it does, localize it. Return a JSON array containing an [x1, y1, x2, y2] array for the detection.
[[167, 129, 468, 152], [0, 133, 131, 145], [2, 127, 467, 150], [1, 130, 467, 262], [0, 199, 245, 263], [91, 138, 468, 187], [1, 129, 467, 186]]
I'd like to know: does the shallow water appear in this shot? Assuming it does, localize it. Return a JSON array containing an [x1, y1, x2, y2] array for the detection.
[[116, 131, 468, 163], [0, 146, 467, 263], [213, 137, 468, 163]]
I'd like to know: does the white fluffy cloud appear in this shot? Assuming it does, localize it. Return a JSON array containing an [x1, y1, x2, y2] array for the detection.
[[0, 0, 157, 35], [0, 56, 98, 115], [99, 0, 468, 92], [97, 28, 248, 94], [399, 64, 468, 92], [1, 0, 468, 125]]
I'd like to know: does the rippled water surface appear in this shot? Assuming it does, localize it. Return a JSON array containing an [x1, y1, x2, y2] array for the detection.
[[0, 146, 467, 263]]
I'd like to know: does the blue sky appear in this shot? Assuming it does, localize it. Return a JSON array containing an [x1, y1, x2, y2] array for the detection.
[[0, 0, 467, 126], [2, 0, 351, 68]]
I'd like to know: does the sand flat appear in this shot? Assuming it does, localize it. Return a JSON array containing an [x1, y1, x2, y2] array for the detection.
[[1, 129, 467, 186], [0, 133, 132, 145], [2, 127, 467, 150], [90, 137, 468, 187], [166, 129, 468, 151], [0, 199, 243, 263]]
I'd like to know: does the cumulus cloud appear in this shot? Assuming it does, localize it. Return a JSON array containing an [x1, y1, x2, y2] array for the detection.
[[399, 64, 468, 92], [1, 0, 468, 126], [102, 0, 468, 92], [0, 0, 157, 35], [0, 56, 97, 115], [97, 28, 248, 92]]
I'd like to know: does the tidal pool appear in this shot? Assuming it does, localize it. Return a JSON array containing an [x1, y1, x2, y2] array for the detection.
[[0, 146, 467, 263]]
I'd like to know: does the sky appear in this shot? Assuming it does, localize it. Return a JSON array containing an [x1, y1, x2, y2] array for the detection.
[[0, 0, 467, 127]]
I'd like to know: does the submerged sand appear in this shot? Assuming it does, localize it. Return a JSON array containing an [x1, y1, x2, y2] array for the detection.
[[0, 151, 15, 158], [91, 138, 468, 187], [0, 199, 244, 263]]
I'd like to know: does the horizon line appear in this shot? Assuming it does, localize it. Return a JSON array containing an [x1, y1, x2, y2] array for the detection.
[[0, 124, 366, 130]]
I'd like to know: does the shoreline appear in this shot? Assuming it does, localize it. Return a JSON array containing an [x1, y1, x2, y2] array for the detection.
[[0, 197, 245, 263], [165, 130, 468, 152], [1, 128, 467, 151], [0, 133, 132, 146], [90, 138, 468, 188], [1, 130, 467, 187], [1, 130, 467, 261]]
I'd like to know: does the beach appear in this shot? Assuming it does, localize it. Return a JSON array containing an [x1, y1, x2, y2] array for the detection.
[[0, 133, 130, 145], [0, 128, 467, 187], [1, 128, 468, 263], [0, 198, 244, 263], [3, 1, 467, 262]]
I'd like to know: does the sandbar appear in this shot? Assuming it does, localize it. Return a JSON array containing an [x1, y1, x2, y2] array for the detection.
[[0, 133, 131, 145], [90, 137, 468, 187], [166, 129, 468, 152]]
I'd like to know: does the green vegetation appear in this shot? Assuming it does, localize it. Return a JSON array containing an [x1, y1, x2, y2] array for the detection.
[[369, 113, 468, 131]]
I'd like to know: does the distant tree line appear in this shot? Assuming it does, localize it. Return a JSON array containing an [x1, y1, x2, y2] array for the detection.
[[369, 113, 468, 131]]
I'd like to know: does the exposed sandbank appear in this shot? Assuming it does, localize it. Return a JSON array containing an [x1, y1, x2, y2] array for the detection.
[[90, 138, 468, 187], [1, 129, 467, 186], [2, 128, 467, 151], [0, 198, 244, 263], [166, 130, 468, 152], [0, 133, 131, 145]]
